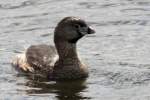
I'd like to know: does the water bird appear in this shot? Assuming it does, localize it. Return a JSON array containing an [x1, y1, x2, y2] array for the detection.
[[12, 16, 95, 81]]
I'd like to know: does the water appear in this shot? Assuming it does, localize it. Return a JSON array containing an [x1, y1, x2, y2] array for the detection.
[[0, 0, 150, 99]]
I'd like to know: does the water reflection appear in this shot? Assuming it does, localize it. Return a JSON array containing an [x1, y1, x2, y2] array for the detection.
[[25, 77, 89, 100]]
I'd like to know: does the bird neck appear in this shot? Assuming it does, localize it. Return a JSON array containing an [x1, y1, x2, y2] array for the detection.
[[55, 40, 79, 62]]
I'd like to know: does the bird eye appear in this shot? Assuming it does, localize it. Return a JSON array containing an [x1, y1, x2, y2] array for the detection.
[[74, 24, 80, 29]]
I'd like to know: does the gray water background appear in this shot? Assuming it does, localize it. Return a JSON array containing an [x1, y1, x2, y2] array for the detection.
[[0, 0, 150, 100]]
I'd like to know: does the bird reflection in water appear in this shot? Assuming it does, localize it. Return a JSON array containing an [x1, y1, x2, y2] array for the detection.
[[19, 75, 91, 100]]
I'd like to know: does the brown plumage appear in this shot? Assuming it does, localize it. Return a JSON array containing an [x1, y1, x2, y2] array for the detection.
[[12, 16, 95, 80]]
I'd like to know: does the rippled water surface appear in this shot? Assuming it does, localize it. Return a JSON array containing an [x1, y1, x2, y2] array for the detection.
[[1, 0, 150, 100]]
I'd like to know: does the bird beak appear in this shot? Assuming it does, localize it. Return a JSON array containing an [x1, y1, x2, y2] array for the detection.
[[88, 26, 95, 34]]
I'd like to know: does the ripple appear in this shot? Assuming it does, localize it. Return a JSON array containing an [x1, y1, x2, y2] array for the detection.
[[78, 2, 120, 9], [121, 8, 150, 12], [0, 12, 49, 20], [130, 1, 150, 6], [78, 2, 135, 9], [0, 0, 55, 10], [89, 20, 149, 26], [78, 2, 97, 9], [137, 1, 150, 6], [40, 33, 50, 37], [100, 3, 118, 8], [119, 62, 150, 69], [0, 1, 35, 10], [19, 27, 49, 32], [100, 69, 150, 88], [6, 22, 21, 28]]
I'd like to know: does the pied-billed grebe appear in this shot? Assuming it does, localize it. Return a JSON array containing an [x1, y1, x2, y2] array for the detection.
[[12, 16, 95, 80]]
